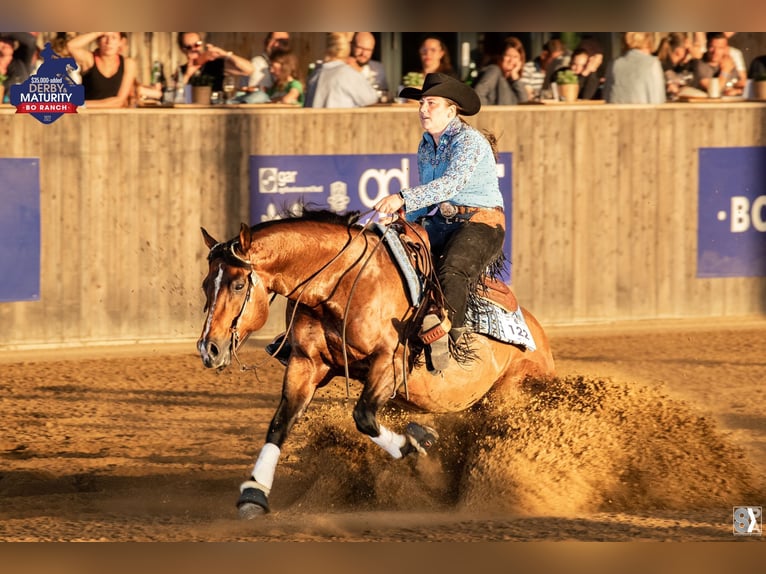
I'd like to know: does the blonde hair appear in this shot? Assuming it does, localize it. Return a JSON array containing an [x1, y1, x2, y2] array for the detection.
[[325, 32, 352, 60], [623, 32, 655, 52]]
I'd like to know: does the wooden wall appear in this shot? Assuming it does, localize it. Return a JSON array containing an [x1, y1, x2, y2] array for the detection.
[[0, 102, 765, 349]]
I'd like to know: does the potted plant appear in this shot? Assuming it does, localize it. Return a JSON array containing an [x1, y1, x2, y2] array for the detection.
[[0, 72, 7, 104], [189, 73, 214, 104], [556, 69, 580, 102], [753, 73, 766, 100]]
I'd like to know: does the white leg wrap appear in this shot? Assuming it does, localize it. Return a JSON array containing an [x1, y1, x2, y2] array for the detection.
[[246, 443, 281, 496], [369, 424, 407, 459]]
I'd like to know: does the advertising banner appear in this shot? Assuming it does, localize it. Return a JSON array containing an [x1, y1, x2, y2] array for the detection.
[[250, 152, 513, 279], [0, 158, 40, 301], [698, 147, 766, 278]]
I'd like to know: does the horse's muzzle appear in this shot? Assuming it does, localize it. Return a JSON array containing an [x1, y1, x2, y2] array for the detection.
[[197, 337, 232, 369]]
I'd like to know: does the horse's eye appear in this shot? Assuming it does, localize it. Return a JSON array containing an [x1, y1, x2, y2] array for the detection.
[[232, 281, 246, 292]]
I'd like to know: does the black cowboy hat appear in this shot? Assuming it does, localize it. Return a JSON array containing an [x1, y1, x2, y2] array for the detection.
[[399, 73, 481, 116]]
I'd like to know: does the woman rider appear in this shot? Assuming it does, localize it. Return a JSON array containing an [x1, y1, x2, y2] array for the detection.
[[374, 73, 505, 372]]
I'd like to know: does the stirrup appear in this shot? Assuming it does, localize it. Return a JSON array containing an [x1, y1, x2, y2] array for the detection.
[[265, 333, 291, 366], [420, 313, 451, 372]]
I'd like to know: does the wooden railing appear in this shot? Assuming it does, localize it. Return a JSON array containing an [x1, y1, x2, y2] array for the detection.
[[1, 101, 764, 349]]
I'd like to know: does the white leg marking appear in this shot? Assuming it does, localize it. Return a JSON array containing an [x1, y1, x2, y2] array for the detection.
[[370, 424, 407, 459], [243, 443, 281, 496]]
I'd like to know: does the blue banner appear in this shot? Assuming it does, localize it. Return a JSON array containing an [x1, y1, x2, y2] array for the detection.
[[0, 158, 41, 301], [250, 152, 513, 279], [698, 147, 766, 278]]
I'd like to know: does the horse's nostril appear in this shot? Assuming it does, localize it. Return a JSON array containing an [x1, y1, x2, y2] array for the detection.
[[208, 342, 219, 358]]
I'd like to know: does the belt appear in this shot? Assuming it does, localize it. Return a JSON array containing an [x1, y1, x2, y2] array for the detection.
[[438, 202, 504, 220]]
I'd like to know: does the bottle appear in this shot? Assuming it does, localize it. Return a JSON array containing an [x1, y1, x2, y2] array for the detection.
[[463, 61, 478, 86], [151, 60, 164, 87]]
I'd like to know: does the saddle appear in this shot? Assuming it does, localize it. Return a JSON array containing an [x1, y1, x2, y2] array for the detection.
[[376, 218, 535, 352]]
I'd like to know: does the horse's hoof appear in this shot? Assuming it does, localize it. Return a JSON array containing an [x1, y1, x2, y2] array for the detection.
[[236, 487, 270, 519], [238, 502, 267, 520], [403, 422, 439, 456]]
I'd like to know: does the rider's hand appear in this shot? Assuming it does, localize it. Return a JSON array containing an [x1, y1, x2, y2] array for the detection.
[[374, 193, 405, 216]]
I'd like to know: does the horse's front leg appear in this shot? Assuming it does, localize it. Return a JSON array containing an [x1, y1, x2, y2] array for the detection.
[[353, 356, 438, 459], [237, 356, 329, 519]]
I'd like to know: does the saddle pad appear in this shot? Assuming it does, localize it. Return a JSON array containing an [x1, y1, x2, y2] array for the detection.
[[465, 301, 537, 352], [372, 223, 423, 306]]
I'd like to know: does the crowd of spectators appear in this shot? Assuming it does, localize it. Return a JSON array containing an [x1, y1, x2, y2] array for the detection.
[[3, 32, 766, 107]]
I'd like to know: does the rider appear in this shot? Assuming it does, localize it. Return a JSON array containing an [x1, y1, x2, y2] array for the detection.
[[374, 73, 505, 372]]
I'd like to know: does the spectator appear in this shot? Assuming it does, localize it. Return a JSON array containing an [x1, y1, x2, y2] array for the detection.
[[411, 36, 458, 82], [567, 47, 602, 100], [722, 33, 747, 81], [247, 32, 290, 93], [176, 32, 253, 92], [351, 32, 388, 95], [655, 32, 694, 100], [304, 32, 378, 108], [66, 32, 138, 108], [1, 33, 39, 101], [748, 54, 766, 80], [373, 74, 504, 371], [603, 32, 665, 104], [267, 48, 304, 105], [690, 32, 744, 97], [522, 38, 564, 100], [473, 36, 529, 105]]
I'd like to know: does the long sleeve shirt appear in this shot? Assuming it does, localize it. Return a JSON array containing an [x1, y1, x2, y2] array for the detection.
[[400, 117, 503, 221]]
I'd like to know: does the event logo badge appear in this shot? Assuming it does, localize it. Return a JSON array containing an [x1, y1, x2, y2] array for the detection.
[[10, 43, 84, 125], [733, 506, 762, 536]]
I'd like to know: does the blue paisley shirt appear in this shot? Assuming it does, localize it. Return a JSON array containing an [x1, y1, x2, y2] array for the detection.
[[400, 117, 503, 221]]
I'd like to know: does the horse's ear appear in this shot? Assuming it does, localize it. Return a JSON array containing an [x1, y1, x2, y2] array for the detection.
[[238, 223, 253, 254], [201, 227, 218, 249]]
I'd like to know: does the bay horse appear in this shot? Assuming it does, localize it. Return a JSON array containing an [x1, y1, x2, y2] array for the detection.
[[197, 209, 555, 519]]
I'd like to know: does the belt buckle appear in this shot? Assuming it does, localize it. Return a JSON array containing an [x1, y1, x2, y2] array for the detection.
[[439, 202, 458, 220]]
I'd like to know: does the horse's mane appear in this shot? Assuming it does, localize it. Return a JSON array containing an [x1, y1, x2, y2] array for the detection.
[[278, 204, 362, 227]]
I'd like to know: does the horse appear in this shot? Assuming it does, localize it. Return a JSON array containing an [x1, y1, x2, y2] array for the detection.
[[197, 209, 555, 518]]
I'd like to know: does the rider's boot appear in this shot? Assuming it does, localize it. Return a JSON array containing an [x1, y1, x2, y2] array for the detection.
[[420, 313, 451, 372]]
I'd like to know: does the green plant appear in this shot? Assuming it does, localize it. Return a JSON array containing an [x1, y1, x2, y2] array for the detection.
[[556, 69, 579, 85], [402, 72, 424, 88], [189, 73, 214, 87]]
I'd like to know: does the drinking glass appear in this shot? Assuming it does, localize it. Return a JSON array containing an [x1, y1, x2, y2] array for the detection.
[[222, 76, 236, 104]]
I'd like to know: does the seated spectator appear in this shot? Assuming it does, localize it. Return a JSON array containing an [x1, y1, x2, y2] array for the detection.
[[405, 36, 458, 87], [267, 48, 304, 105], [67, 32, 138, 108], [176, 32, 253, 92], [522, 38, 564, 100], [473, 36, 529, 105], [247, 32, 290, 93], [304, 32, 378, 108], [655, 32, 694, 100], [722, 33, 747, 81], [748, 54, 766, 80], [350, 32, 388, 95], [690, 32, 744, 97], [603, 32, 665, 104], [567, 47, 602, 100], [1, 33, 38, 101]]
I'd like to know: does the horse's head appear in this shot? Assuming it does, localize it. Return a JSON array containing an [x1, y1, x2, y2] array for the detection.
[[197, 223, 270, 369]]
